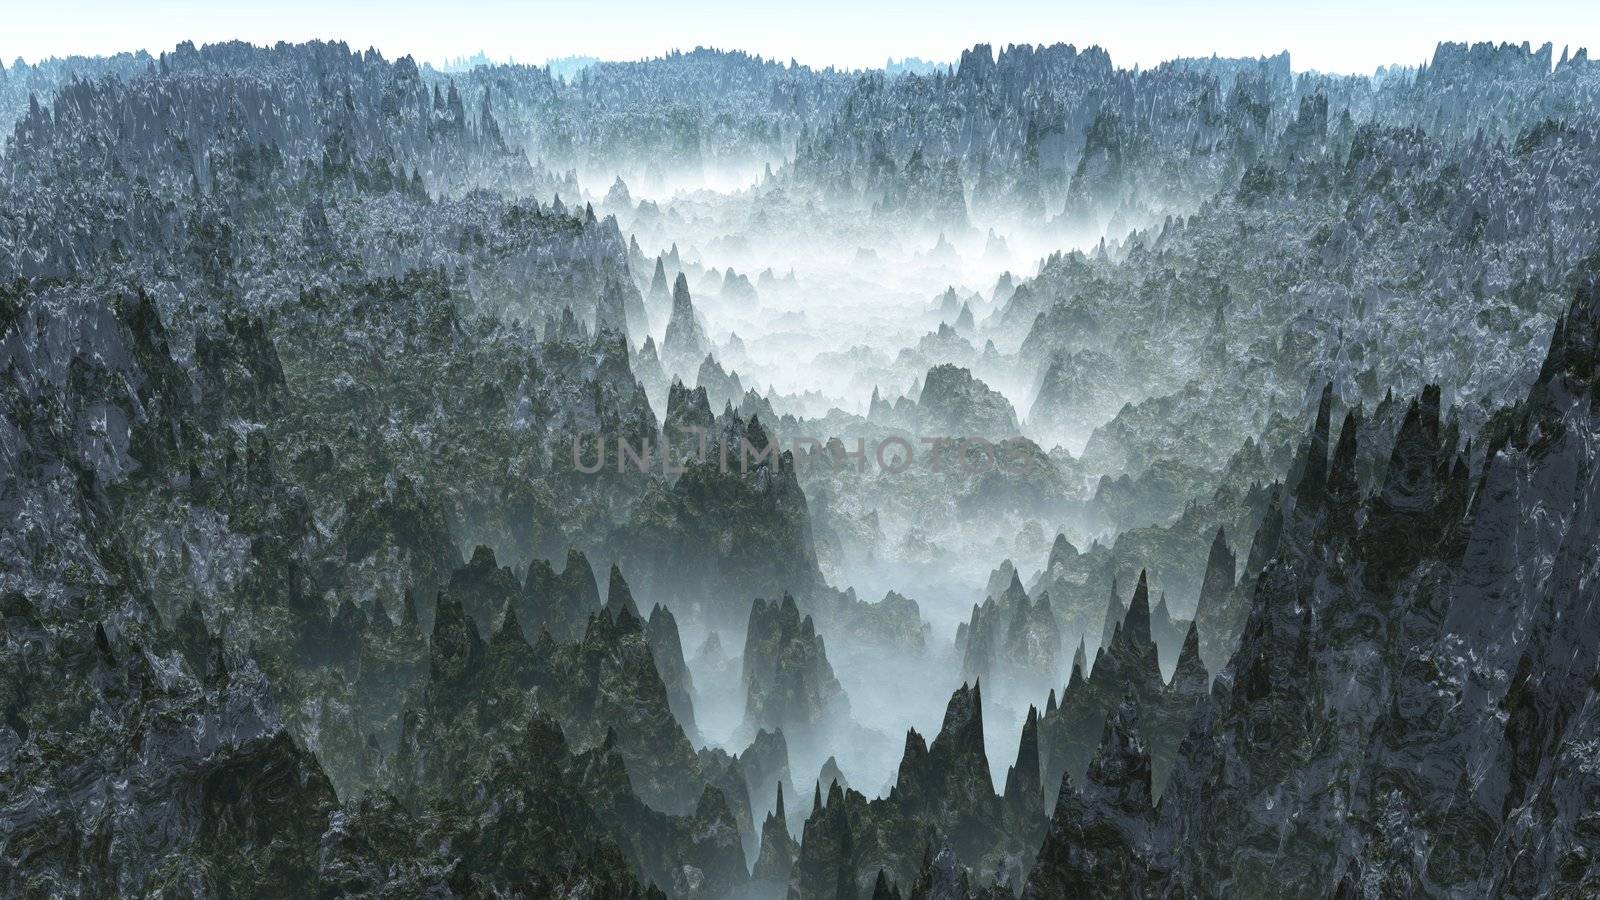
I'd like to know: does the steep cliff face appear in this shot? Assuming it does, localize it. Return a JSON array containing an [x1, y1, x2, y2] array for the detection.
[[647, 602, 700, 743], [1190, 526, 1239, 675]]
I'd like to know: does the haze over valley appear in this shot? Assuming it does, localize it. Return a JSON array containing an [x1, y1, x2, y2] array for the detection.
[[4, 24, 1600, 898]]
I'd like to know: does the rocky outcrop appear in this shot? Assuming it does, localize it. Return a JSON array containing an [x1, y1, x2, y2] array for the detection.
[[696, 353, 744, 412], [741, 594, 849, 739], [647, 602, 699, 742], [406, 712, 744, 898], [524, 598, 711, 815], [916, 364, 1021, 437], [620, 411, 822, 627], [1190, 526, 1239, 675], [661, 273, 711, 378], [959, 570, 1061, 691], [1002, 705, 1047, 825], [817, 587, 927, 652], [521, 549, 601, 642], [441, 544, 520, 637], [737, 728, 797, 825], [1148, 592, 1191, 673], [663, 377, 716, 454], [817, 755, 850, 795], [1037, 571, 1209, 798], [635, 335, 669, 404], [1026, 349, 1123, 446], [790, 682, 1039, 896], [752, 783, 799, 886], [1024, 694, 1157, 897]]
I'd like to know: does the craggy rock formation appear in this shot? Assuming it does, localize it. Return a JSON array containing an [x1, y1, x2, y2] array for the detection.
[[738, 727, 800, 832], [647, 602, 700, 743], [441, 544, 520, 637], [741, 593, 849, 739], [662, 273, 712, 378], [790, 682, 1043, 897], [817, 755, 851, 796], [816, 587, 928, 652], [1009, 258, 1600, 895], [916, 364, 1021, 437], [959, 569, 1061, 691], [697, 353, 745, 412], [1024, 695, 1157, 897], [621, 411, 823, 627], [521, 549, 602, 642], [752, 783, 800, 888], [10, 34, 1600, 900], [1027, 349, 1124, 446], [1189, 526, 1240, 675], [1036, 571, 1209, 797]]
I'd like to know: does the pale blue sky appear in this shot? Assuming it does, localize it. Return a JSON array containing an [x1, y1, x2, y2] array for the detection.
[[4, 0, 1596, 75]]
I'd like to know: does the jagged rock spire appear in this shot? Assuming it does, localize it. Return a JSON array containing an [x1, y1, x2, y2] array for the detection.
[[662, 272, 710, 376], [1086, 692, 1153, 816], [1325, 407, 1362, 539], [428, 591, 485, 686], [491, 600, 529, 649], [604, 564, 640, 622], [1244, 484, 1284, 576], [1099, 577, 1125, 652], [742, 594, 848, 736], [1293, 382, 1334, 511], [1025, 694, 1155, 897], [1170, 621, 1209, 701], [1193, 527, 1239, 673], [1123, 571, 1152, 648], [1004, 704, 1044, 820], [645, 603, 697, 741], [1196, 528, 1236, 619], [648, 256, 670, 301], [595, 276, 630, 339], [523, 549, 600, 641], [813, 757, 850, 801], [934, 680, 987, 770], [1361, 385, 1444, 591], [753, 780, 799, 883]]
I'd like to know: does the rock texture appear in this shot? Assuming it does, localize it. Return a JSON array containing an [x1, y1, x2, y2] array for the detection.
[[741, 593, 849, 739]]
